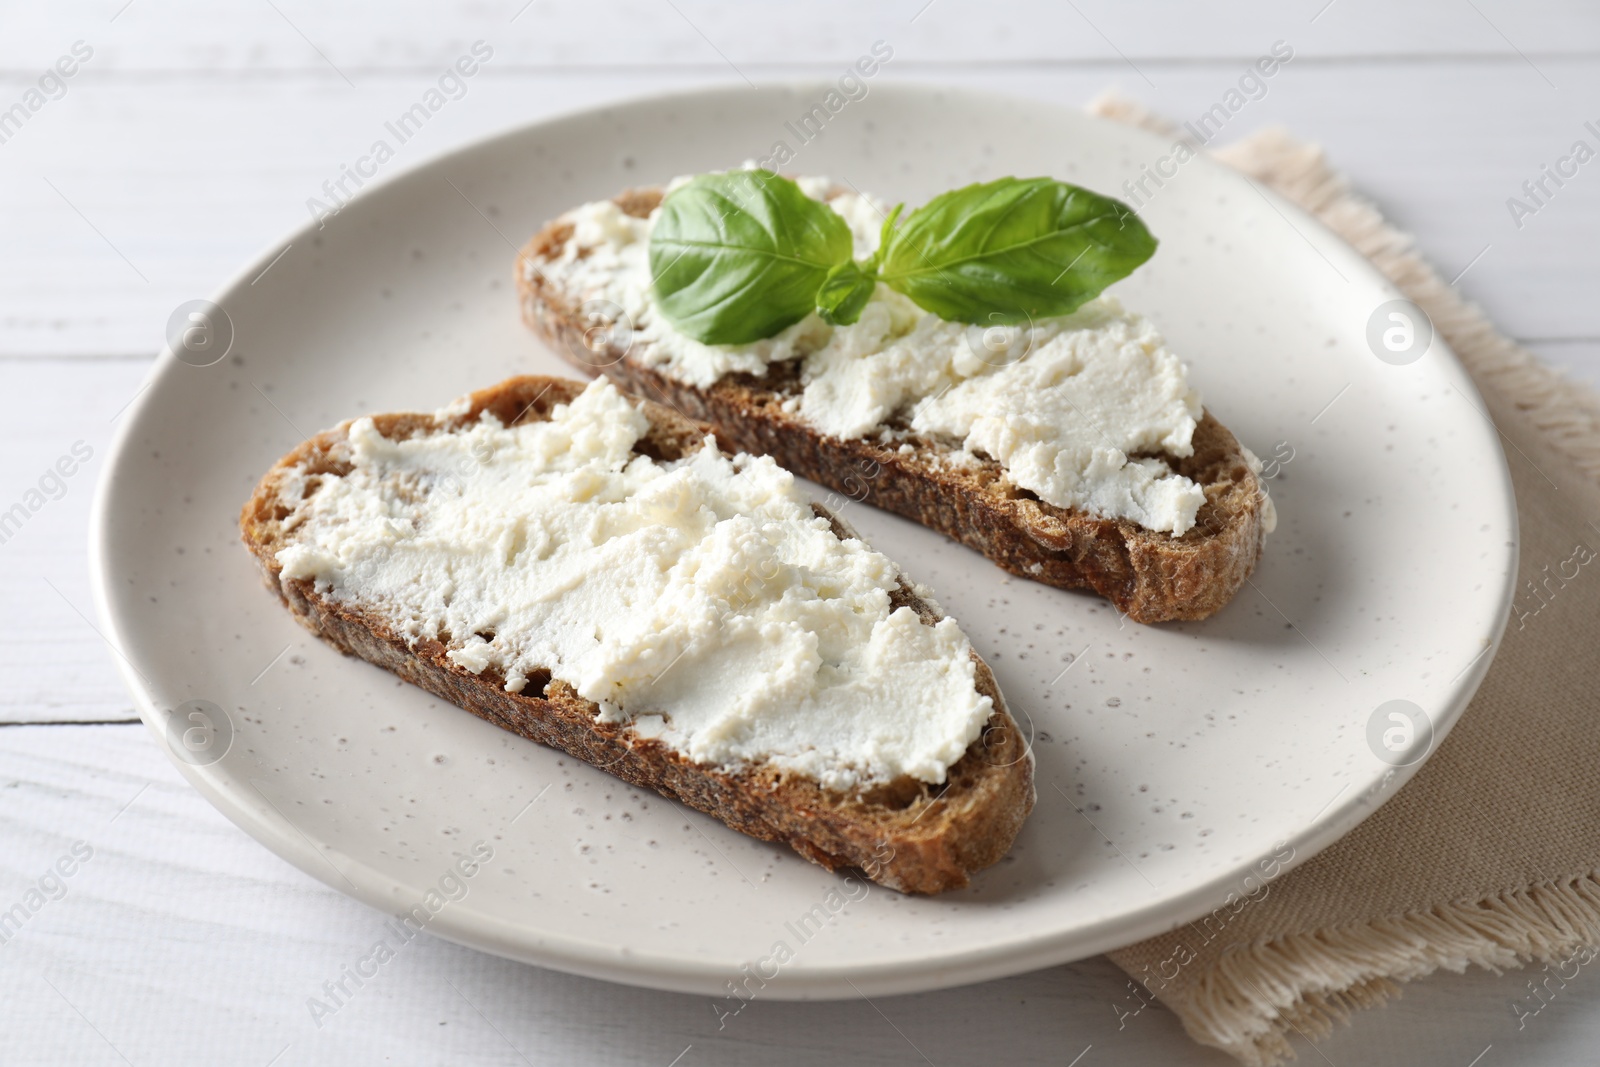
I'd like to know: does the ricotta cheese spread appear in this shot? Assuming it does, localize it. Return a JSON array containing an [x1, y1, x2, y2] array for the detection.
[[273, 378, 994, 791], [539, 176, 1230, 536]]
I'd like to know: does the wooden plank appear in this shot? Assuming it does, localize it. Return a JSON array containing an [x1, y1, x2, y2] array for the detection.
[[1, 59, 1597, 359], [0, 723, 1595, 1065], [0, 359, 149, 723], [1527, 340, 1600, 389], [0, 0, 1595, 72]]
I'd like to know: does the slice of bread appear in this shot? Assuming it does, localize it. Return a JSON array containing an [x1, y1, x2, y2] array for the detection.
[[240, 375, 1033, 894], [517, 186, 1271, 624]]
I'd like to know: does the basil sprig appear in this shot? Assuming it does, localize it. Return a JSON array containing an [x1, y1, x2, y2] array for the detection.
[[649, 171, 1155, 344], [648, 171, 852, 345], [879, 177, 1157, 325]]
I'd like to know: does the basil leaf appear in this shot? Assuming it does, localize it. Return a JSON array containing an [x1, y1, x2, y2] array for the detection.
[[867, 203, 904, 272], [815, 261, 876, 326], [878, 177, 1155, 325], [649, 170, 852, 345]]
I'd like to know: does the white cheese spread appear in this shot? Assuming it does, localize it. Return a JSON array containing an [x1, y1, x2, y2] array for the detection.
[[537, 177, 1232, 536], [273, 378, 994, 791]]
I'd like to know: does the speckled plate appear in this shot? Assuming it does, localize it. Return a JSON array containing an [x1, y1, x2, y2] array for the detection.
[[91, 83, 1516, 998]]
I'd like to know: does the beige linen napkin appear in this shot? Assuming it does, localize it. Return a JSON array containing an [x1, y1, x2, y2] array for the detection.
[[1091, 94, 1600, 1065]]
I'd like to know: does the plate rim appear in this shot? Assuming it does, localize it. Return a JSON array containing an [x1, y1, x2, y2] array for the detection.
[[89, 78, 1519, 999]]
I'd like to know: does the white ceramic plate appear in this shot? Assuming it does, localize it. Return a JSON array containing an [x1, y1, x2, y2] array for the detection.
[[91, 83, 1517, 998]]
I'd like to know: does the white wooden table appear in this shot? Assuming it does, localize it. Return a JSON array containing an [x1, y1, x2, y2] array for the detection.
[[4, 2, 1598, 1063]]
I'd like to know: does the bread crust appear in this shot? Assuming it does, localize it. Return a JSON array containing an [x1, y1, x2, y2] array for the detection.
[[516, 187, 1270, 623], [240, 375, 1034, 894]]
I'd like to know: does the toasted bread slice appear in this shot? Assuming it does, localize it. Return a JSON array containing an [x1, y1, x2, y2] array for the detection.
[[240, 375, 1033, 894], [517, 186, 1271, 624]]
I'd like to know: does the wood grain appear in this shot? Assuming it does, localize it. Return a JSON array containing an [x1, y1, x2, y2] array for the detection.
[[1, 0, 1597, 70], [0, 359, 148, 723]]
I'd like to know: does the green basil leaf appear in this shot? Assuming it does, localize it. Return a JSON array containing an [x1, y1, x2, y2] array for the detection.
[[815, 261, 877, 326], [867, 203, 904, 272], [878, 177, 1156, 325], [649, 170, 852, 345]]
